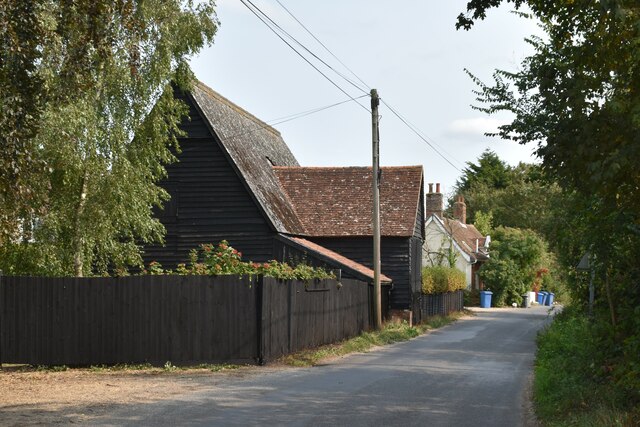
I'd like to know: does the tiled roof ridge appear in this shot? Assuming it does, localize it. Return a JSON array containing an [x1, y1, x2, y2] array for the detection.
[[273, 165, 423, 171], [195, 80, 280, 137]]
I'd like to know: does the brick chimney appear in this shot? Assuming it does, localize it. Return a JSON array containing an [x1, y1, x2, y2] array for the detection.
[[453, 195, 467, 224], [426, 183, 443, 219]]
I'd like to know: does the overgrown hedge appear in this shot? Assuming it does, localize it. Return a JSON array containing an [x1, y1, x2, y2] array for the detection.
[[421, 266, 466, 294]]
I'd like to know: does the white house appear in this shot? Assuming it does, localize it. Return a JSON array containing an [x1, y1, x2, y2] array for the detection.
[[422, 183, 490, 290]]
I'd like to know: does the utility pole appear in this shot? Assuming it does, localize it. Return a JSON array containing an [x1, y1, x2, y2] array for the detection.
[[371, 89, 382, 329]]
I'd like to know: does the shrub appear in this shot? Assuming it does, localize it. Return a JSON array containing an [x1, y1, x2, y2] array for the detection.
[[464, 288, 480, 306], [479, 226, 548, 306], [421, 266, 465, 294], [534, 308, 639, 425], [144, 240, 335, 281]]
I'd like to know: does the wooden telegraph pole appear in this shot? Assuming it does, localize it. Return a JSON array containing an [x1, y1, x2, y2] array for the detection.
[[371, 89, 382, 329]]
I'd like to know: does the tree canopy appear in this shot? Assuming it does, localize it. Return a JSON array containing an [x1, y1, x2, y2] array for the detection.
[[455, 149, 512, 192], [478, 226, 548, 307], [0, 0, 218, 276], [460, 1, 640, 216], [458, 0, 640, 407]]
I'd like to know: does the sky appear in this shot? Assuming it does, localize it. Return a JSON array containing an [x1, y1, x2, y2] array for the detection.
[[190, 0, 542, 199]]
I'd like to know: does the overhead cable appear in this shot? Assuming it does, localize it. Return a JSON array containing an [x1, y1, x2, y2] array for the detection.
[[239, 0, 370, 113], [381, 99, 464, 172], [274, 0, 371, 91]]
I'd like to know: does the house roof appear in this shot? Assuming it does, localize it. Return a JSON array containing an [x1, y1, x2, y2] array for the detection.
[[274, 166, 424, 237], [278, 235, 392, 283], [190, 81, 306, 235], [431, 215, 489, 262]]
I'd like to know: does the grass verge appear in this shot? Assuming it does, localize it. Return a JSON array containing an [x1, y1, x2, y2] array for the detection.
[[280, 311, 468, 367], [534, 308, 639, 426]]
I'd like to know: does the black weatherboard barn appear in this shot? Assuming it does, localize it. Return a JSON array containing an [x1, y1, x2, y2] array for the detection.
[[145, 81, 424, 310]]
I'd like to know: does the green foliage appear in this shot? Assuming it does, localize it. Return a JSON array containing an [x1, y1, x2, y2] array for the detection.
[[534, 309, 640, 426], [479, 226, 547, 306], [455, 149, 512, 192], [463, 2, 640, 218], [458, 0, 640, 408], [463, 288, 480, 307], [282, 314, 463, 367], [421, 265, 466, 294], [473, 210, 493, 235], [0, 1, 219, 276], [146, 240, 335, 281], [456, 160, 562, 235]]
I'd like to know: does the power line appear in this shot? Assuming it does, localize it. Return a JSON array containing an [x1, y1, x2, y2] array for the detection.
[[380, 99, 464, 172], [239, 0, 370, 113], [268, 95, 368, 125], [391, 104, 466, 169], [274, 0, 371, 91], [241, 1, 467, 177], [221, 95, 368, 141]]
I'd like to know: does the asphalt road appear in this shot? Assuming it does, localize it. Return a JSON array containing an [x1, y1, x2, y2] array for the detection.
[[101, 306, 556, 427]]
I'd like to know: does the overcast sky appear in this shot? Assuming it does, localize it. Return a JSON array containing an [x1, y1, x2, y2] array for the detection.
[[190, 0, 541, 200]]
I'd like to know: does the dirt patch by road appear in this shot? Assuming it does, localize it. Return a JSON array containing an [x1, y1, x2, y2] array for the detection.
[[0, 365, 260, 426]]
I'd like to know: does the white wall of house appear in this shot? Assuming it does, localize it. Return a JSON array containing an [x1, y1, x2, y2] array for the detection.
[[422, 219, 473, 289]]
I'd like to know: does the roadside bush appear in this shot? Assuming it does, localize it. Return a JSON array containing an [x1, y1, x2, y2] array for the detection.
[[421, 266, 465, 294], [143, 240, 335, 281], [478, 258, 525, 306], [463, 288, 480, 306], [479, 226, 547, 306], [534, 308, 639, 425]]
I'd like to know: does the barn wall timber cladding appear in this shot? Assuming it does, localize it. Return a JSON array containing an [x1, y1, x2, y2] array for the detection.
[[309, 236, 413, 309], [0, 275, 374, 366], [144, 91, 276, 268]]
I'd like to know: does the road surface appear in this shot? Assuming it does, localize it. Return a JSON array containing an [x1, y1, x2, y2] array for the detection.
[[101, 306, 556, 426]]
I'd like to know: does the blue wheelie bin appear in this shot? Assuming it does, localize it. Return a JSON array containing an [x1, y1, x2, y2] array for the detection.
[[537, 291, 548, 305], [480, 290, 493, 308], [545, 292, 555, 306], [542, 291, 550, 305]]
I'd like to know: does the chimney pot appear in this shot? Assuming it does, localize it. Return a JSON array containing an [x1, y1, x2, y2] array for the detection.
[[425, 183, 443, 218], [453, 194, 467, 224]]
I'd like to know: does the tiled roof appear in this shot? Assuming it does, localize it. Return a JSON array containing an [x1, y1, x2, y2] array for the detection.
[[282, 236, 392, 283], [190, 81, 306, 234], [274, 166, 423, 237], [442, 217, 489, 261]]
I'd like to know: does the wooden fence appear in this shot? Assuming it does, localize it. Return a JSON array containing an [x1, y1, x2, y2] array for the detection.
[[419, 290, 464, 318], [0, 275, 384, 366]]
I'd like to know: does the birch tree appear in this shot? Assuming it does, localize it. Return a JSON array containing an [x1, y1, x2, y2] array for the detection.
[[0, 0, 218, 276]]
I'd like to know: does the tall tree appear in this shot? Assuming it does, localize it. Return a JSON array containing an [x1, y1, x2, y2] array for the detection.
[[455, 148, 512, 192], [458, 1, 640, 217], [458, 0, 640, 400], [460, 161, 563, 239], [0, 1, 218, 276]]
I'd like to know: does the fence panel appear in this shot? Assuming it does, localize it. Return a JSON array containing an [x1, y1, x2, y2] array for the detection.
[[419, 290, 464, 318], [0, 275, 259, 366], [0, 275, 377, 366], [260, 278, 372, 362]]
